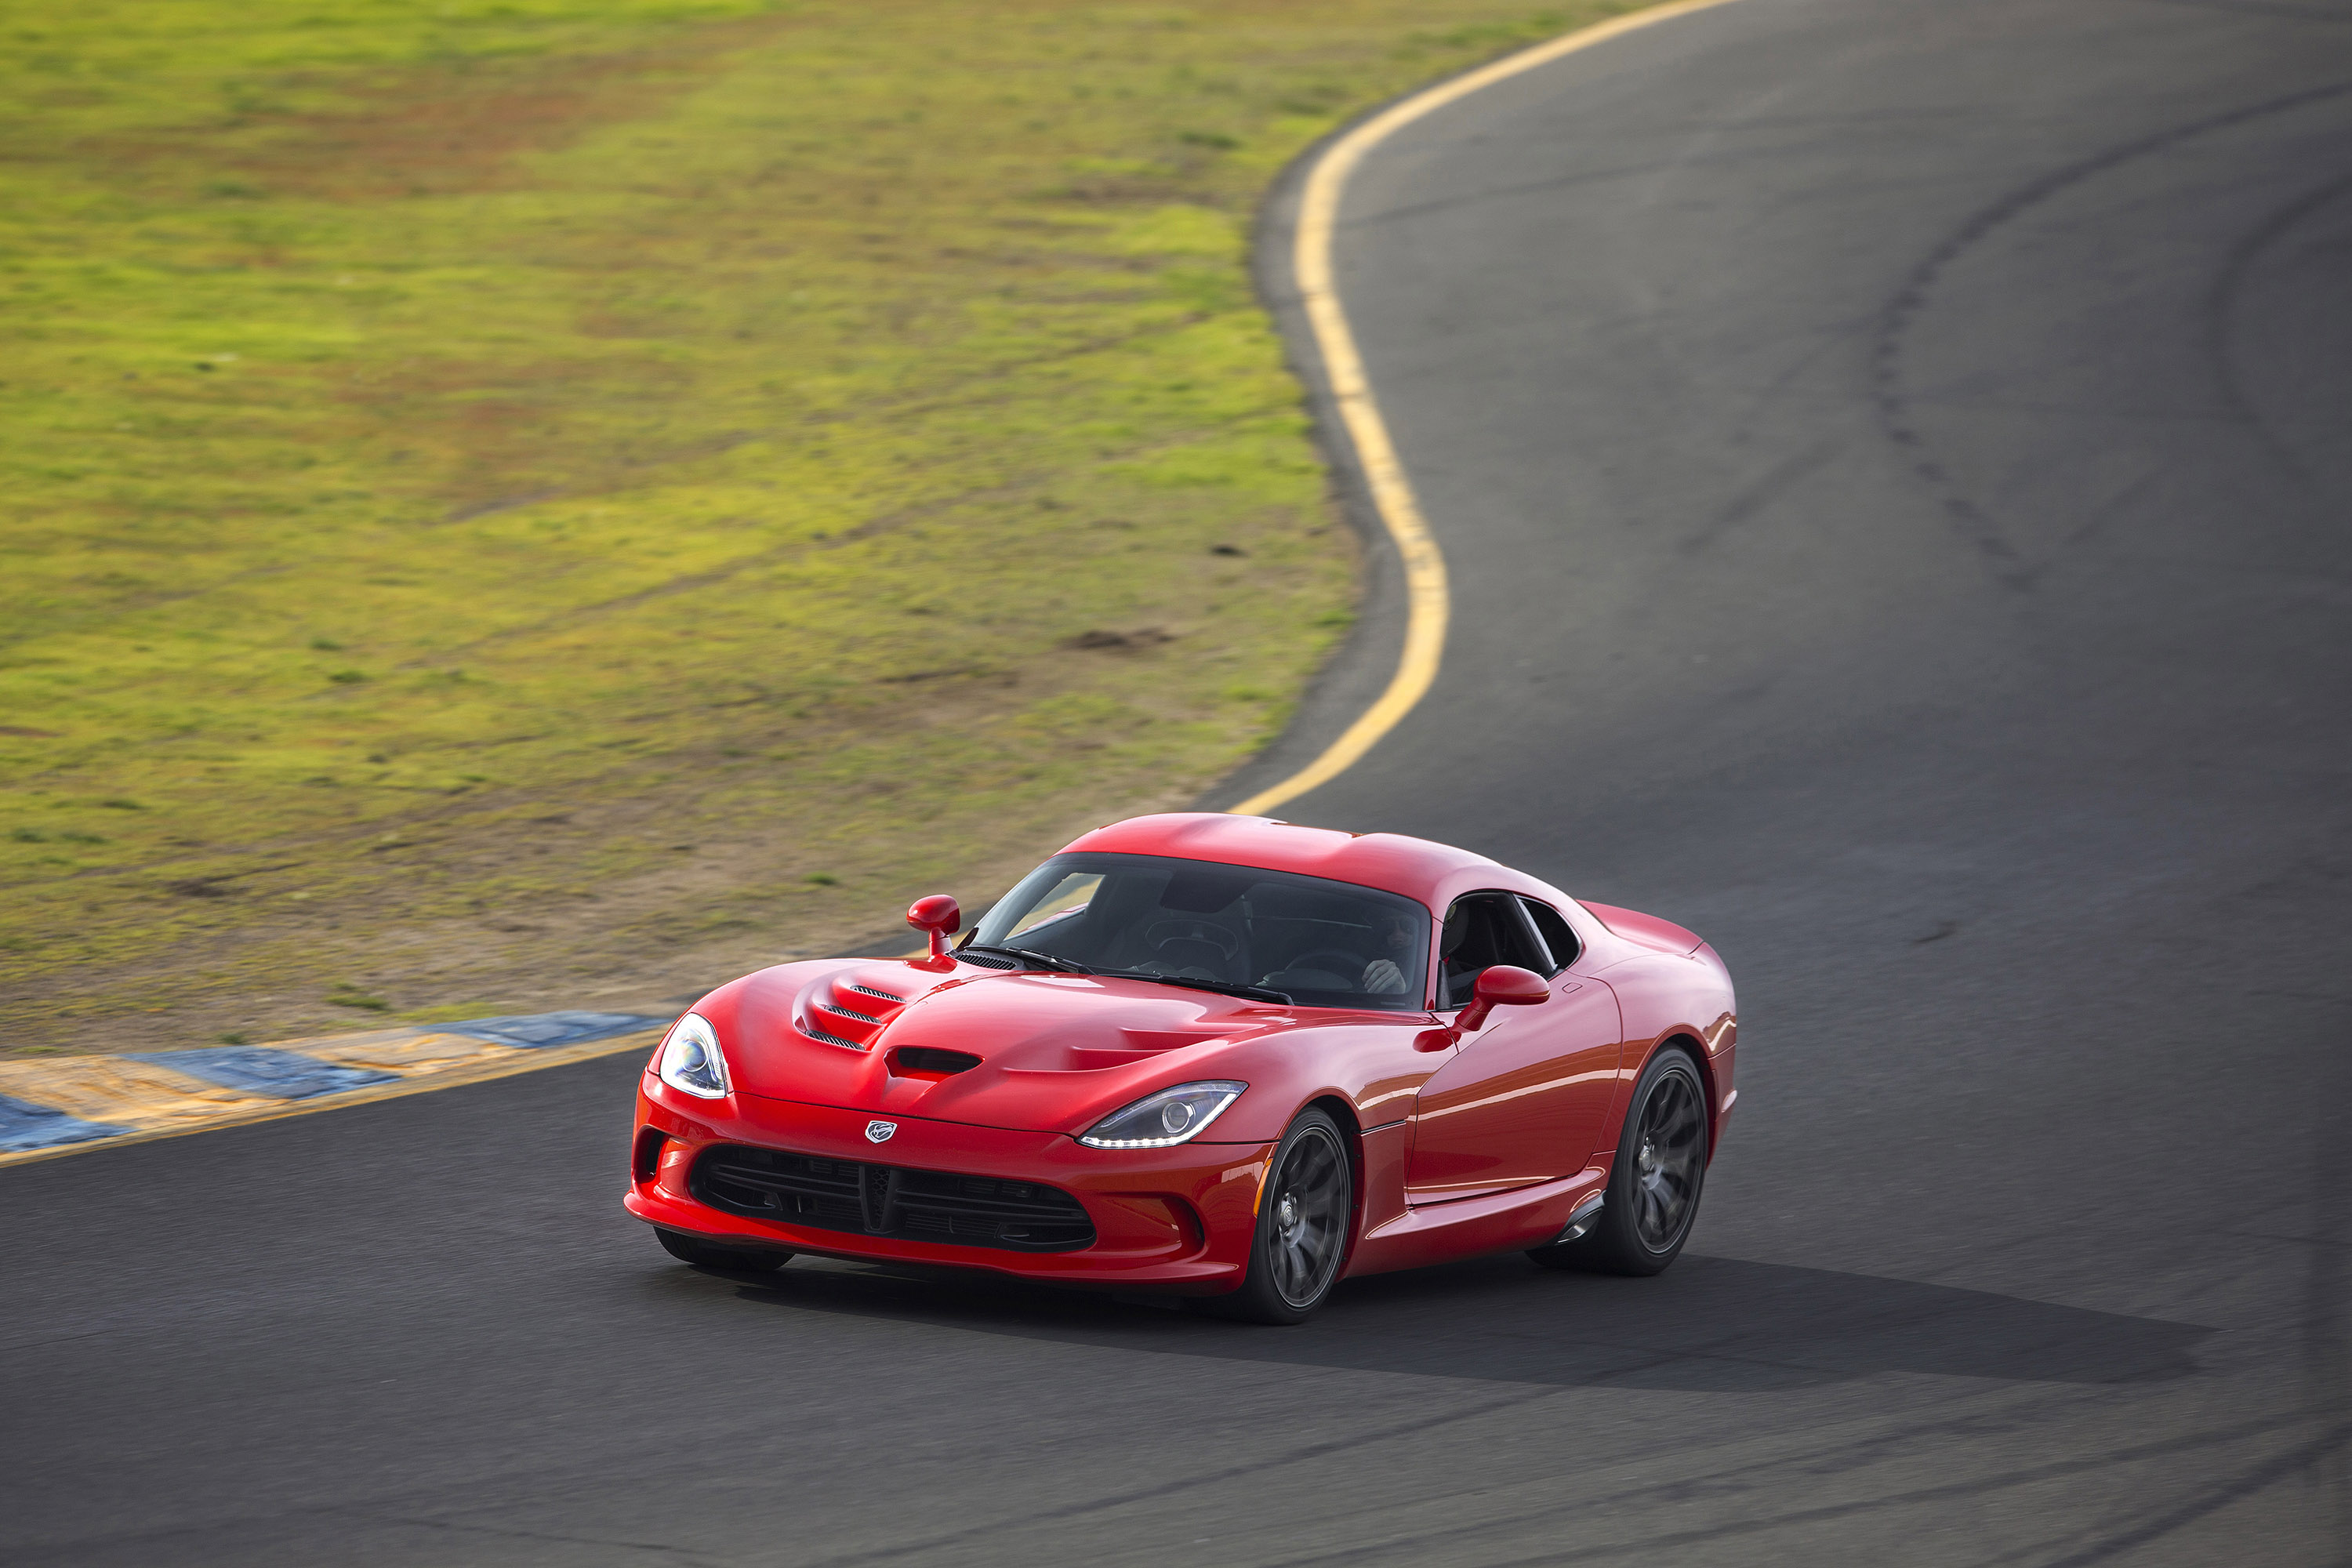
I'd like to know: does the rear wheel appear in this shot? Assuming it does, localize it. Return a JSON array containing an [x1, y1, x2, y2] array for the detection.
[[655, 1227, 792, 1274], [1527, 1044, 1708, 1276], [1207, 1108, 1354, 1324]]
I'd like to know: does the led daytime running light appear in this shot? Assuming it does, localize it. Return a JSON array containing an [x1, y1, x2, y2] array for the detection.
[[1079, 1080, 1246, 1149]]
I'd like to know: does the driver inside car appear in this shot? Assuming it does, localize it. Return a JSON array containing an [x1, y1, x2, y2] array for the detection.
[[1360, 909, 1418, 996]]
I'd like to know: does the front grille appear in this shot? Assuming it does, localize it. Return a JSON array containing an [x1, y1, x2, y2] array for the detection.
[[690, 1143, 1095, 1252]]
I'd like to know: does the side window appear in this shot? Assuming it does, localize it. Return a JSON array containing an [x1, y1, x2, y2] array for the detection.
[[1438, 893, 1548, 1007], [1518, 898, 1581, 975]]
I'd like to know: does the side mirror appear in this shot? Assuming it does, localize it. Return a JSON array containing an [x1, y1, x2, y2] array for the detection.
[[1456, 964, 1548, 1032], [906, 895, 960, 967]]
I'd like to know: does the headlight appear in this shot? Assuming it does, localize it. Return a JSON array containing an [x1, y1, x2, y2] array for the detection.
[[656, 1013, 731, 1099], [1078, 1080, 1246, 1149]]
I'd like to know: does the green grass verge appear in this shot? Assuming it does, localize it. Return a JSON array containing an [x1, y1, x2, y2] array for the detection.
[[2, 0, 1641, 1052]]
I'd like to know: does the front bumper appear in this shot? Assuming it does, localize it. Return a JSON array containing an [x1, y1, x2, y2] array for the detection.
[[625, 1076, 1273, 1291]]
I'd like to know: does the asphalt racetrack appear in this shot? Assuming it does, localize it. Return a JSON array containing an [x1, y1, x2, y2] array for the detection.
[[5, 0, 2350, 1562]]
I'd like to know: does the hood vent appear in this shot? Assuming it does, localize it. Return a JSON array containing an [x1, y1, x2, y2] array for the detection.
[[799, 969, 920, 1052], [888, 1047, 981, 1078]]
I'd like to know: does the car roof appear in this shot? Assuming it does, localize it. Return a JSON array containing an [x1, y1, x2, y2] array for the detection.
[[1057, 814, 1500, 904]]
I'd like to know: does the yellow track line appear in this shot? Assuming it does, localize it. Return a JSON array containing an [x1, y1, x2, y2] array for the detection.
[[1229, 0, 1748, 819]]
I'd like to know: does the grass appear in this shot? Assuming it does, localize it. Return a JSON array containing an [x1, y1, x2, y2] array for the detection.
[[1, 0, 1643, 1053]]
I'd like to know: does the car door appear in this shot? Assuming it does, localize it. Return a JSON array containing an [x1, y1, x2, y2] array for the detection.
[[1405, 893, 1626, 1203]]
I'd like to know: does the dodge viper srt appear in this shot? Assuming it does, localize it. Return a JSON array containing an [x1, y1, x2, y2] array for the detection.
[[626, 813, 1736, 1323]]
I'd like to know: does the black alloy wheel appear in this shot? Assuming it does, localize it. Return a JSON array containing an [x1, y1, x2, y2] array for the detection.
[[655, 1227, 792, 1274], [1210, 1107, 1354, 1323], [1528, 1044, 1709, 1276]]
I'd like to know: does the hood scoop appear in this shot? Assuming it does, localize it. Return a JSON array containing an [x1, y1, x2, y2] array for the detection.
[[797, 969, 918, 1052], [887, 1046, 982, 1079]]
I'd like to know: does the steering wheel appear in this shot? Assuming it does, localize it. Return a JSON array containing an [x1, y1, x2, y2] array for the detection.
[[1142, 918, 1241, 960], [1285, 947, 1370, 980]]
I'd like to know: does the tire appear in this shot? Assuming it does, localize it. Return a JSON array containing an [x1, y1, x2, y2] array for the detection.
[[655, 1227, 792, 1274], [1203, 1108, 1355, 1324], [1527, 1044, 1708, 1276]]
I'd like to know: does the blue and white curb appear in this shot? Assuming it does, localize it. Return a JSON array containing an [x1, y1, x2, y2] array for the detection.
[[0, 1011, 669, 1163]]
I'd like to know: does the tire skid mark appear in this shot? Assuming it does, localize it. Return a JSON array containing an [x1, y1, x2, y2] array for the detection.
[[2025, 1421, 2352, 1567], [1871, 79, 2352, 590], [6, 1503, 715, 1566], [1250, 1404, 2347, 1568], [1675, 437, 1843, 557], [795, 1388, 1558, 1568], [2311, 998, 2352, 1552], [350, 1511, 712, 1563], [2201, 167, 2352, 498]]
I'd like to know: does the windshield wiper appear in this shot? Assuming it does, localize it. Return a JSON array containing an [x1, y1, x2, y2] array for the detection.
[[958, 944, 1093, 974], [1091, 970, 1293, 1005]]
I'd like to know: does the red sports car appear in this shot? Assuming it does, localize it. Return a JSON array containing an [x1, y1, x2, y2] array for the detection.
[[625, 813, 1737, 1322]]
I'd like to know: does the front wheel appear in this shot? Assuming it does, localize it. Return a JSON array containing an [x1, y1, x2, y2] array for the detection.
[[1528, 1044, 1708, 1276], [1206, 1108, 1354, 1324], [655, 1227, 792, 1274]]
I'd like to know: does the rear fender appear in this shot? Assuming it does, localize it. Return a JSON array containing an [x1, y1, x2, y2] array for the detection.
[[1587, 948, 1737, 1160]]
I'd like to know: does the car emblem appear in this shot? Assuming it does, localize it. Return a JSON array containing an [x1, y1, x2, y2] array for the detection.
[[865, 1120, 897, 1145]]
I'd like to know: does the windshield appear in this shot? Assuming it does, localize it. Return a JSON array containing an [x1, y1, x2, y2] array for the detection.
[[967, 852, 1432, 1011]]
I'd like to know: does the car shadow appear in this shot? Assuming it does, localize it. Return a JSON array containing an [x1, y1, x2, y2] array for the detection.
[[724, 1250, 2212, 1390]]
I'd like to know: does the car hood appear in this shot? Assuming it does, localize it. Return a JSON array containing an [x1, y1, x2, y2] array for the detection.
[[697, 959, 1316, 1136]]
